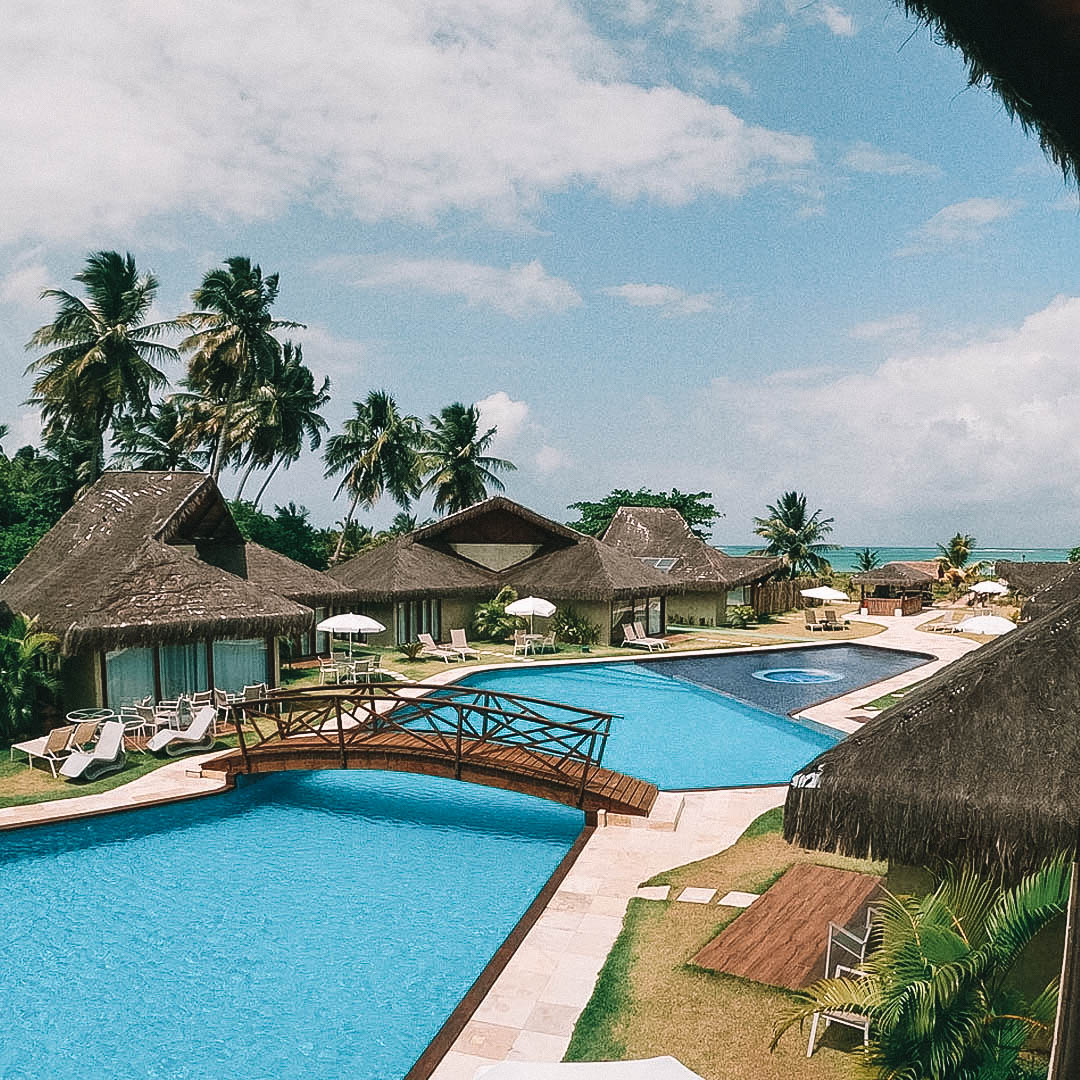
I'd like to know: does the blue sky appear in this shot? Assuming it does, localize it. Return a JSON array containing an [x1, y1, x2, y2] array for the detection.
[[2, 0, 1078, 545]]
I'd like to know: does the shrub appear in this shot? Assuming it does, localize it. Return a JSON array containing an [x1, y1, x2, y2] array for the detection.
[[552, 606, 601, 646], [726, 605, 756, 629], [471, 586, 522, 642], [397, 641, 424, 661]]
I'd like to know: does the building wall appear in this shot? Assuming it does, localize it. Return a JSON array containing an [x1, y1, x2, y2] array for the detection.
[[61, 652, 104, 710], [666, 591, 726, 628], [361, 604, 396, 647]]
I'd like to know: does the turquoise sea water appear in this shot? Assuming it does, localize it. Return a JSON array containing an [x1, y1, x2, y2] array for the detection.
[[720, 545, 1070, 572], [0, 772, 581, 1080]]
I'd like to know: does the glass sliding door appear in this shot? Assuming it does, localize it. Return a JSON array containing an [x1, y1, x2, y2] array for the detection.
[[315, 607, 328, 655], [159, 642, 209, 700], [212, 638, 268, 693], [105, 647, 155, 707]]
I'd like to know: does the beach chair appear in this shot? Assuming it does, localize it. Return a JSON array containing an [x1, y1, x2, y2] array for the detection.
[[621, 624, 660, 651], [633, 622, 669, 650], [146, 705, 217, 757], [449, 628, 481, 660], [806, 965, 871, 1056], [512, 630, 532, 657], [10, 725, 76, 777], [820, 607, 844, 631], [418, 632, 456, 663], [804, 608, 823, 631], [70, 720, 102, 752], [59, 720, 127, 782]]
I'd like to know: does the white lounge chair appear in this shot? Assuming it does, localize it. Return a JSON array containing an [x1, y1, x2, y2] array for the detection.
[[633, 622, 669, 649], [10, 725, 76, 777], [449, 628, 480, 660], [418, 632, 456, 663], [59, 720, 127, 782], [146, 705, 217, 757]]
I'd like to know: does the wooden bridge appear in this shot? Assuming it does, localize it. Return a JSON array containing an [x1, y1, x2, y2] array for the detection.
[[208, 683, 658, 818]]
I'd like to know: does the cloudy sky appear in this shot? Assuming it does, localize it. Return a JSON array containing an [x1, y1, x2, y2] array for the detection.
[[2, 0, 1078, 545]]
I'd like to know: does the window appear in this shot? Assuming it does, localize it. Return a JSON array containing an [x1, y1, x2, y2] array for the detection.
[[315, 607, 328, 654], [726, 586, 749, 608], [395, 600, 442, 643], [638, 557, 678, 572], [105, 647, 155, 708], [212, 638, 268, 693], [159, 642, 209, 700]]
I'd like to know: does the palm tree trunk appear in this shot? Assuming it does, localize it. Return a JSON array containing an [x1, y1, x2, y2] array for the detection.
[[209, 385, 239, 481], [253, 456, 285, 507], [1049, 862, 1079, 1079], [235, 458, 258, 500], [332, 490, 362, 564]]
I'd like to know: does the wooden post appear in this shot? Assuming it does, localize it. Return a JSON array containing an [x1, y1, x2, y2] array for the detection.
[[235, 710, 250, 774], [454, 706, 463, 779], [336, 696, 346, 769], [1049, 862, 1079, 1079]]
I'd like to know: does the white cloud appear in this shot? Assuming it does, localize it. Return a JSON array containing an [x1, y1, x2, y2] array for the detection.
[[335, 257, 581, 318], [603, 282, 719, 316], [535, 444, 571, 474], [292, 324, 372, 383], [841, 142, 940, 177], [0, 1, 815, 244], [897, 197, 1018, 256], [0, 262, 52, 310], [848, 313, 922, 342], [806, 2, 856, 36], [476, 391, 530, 443]]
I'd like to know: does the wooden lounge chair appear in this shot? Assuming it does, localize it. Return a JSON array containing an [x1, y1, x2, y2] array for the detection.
[[418, 632, 456, 663], [820, 607, 844, 631], [804, 608, 824, 631], [10, 725, 76, 777], [59, 720, 127, 782], [146, 705, 217, 757], [449, 629, 481, 660], [633, 622, 669, 650]]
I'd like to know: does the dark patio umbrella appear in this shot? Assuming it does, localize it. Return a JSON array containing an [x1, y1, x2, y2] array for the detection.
[[783, 594, 1080, 1078]]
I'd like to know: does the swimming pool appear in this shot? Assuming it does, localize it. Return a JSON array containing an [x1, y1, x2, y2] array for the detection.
[[0, 771, 581, 1080], [458, 644, 928, 789]]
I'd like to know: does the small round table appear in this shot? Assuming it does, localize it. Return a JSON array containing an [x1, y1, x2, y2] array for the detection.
[[66, 708, 116, 723]]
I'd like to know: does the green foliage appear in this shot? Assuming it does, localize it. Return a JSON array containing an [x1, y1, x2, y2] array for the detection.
[[1069, 546, 1080, 563], [471, 586, 521, 642], [551, 606, 601, 645], [855, 546, 881, 572], [937, 531, 978, 568], [567, 487, 720, 539], [396, 641, 424, 661], [726, 604, 756, 628], [228, 500, 327, 570], [753, 491, 839, 578], [773, 857, 1070, 1079], [422, 402, 516, 514], [741, 805, 784, 839], [0, 611, 60, 740]]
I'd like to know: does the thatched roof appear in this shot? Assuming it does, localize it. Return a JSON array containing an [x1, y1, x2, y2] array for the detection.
[[601, 506, 783, 590], [896, 0, 1080, 184], [0, 471, 317, 654], [851, 561, 939, 588], [784, 594, 1080, 876], [203, 542, 359, 608], [330, 496, 680, 602], [996, 559, 1072, 596]]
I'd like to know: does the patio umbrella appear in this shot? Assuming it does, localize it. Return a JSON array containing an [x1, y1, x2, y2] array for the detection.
[[956, 614, 1016, 635], [504, 595, 557, 633], [969, 580, 1009, 595], [479, 1058, 705, 1079], [783, 596, 1080, 1078], [799, 586, 849, 602], [315, 612, 386, 658]]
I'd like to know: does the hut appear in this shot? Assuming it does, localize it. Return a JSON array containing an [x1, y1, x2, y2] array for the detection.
[[328, 496, 680, 646], [783, 596, 1080, 1078], [601, 506, 783, 627], [997, 560, 1080, 623], [850, 561, 940, 616], [0, 471, 355, 709]]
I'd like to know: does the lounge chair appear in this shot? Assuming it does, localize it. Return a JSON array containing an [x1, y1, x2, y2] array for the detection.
[[633, 622, 669, 650], [621, 624, 661, 651], [806, 965, 871, 1056], [146, 705, 217, 757], [449, 628, 481, 660], [820, 607, 844, 631], [10, 725, 76, 777], [70, 720, 102, 752], [59, 720, 127, 782], [418, 632, 457, 663], [804, 608, 824, 632]]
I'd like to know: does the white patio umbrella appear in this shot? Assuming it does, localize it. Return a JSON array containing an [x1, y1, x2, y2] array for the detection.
[[504, 595, 557, 633], [969, 580, 1009, 595], [957, 614, 1016, 636], [479, 1058, 705, 1080], [316, 612, 386, 658], [799, 586, 849, 602]]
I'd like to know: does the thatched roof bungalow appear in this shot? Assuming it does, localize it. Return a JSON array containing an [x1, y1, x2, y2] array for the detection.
[[850, 560, 940, 616], [0, 471, 355, 709], [329, 496, 680, 645], [996, 560, 1080, 622], [783, 594, 1080, 1077], [601, 506, 783, 627]]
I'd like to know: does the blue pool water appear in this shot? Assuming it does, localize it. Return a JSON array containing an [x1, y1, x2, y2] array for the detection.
[[459, 644, 927, 789], [0, 771, 581, 1080]]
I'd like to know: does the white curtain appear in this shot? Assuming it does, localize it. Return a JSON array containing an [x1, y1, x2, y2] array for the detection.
[[105, 647, 155, 707], [212, 638, 268, 692]]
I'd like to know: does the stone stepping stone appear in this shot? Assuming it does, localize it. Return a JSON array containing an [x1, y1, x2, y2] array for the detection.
[[634, 885, 670, 900], [675, 887, 717, 904], [717, 890, 760, 908]]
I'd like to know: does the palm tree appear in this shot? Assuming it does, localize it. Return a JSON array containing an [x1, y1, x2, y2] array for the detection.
[[322, 391, 424, 563], [937, 532, 986, 587], [422, 402, 516, 515], [111, 399, 209, 471], [179, 256, 303, 480], [854, 547, 881, 573], [773, 858, 1069, 1079], [0, 612, 60, 740], [752, 491, 839, 578], [24, 251, 179, 486]]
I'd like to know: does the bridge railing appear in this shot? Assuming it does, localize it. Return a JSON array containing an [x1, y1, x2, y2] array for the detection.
[[228, 683, 617, 806]]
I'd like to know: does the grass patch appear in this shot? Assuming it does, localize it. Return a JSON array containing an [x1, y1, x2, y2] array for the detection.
[[567, 809, 884, 1080], [860, 680, 926, 711]]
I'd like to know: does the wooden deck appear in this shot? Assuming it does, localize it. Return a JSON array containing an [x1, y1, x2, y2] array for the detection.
[[209, 731, 658, 818], [691, 863, 883, 989]]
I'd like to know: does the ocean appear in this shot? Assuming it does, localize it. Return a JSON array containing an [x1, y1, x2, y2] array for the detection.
[[719, 545, 1072, 573]]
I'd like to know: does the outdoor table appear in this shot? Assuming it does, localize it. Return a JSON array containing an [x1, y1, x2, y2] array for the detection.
[[65, 708, 115, 723]]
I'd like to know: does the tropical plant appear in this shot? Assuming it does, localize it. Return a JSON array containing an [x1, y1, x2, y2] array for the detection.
[[752, 491, 839, 578], [229, 500, 328, 570], [24, 251, 179, 486], [1068, 546, 1080, 563], [773, 857, 1070, 1080], [854, 547, 881, 572], [397, 641, 424, 661], [422, 402, 516, 515], [111, 398, 208, 471], [725, 605, 756, 629], [323, 390, 424, 563], [937, 532, 988, 587], [471, 586, 522, 642], [550, 607, 601, 646], [179, 256, 303, 480], [567, 488, 721, 539], [0, 611, 60, 740]]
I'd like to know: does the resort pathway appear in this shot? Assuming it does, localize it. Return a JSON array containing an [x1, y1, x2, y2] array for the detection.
[[426, 786, 786, 1080]]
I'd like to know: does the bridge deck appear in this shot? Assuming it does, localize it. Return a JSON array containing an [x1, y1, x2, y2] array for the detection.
[[209, 731, 658, 817]]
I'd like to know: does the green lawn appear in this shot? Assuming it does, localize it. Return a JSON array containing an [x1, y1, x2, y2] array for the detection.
[[859, 680, 926, 711]]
